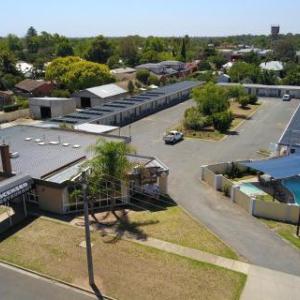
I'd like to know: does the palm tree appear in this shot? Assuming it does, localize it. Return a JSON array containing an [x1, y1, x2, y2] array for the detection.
[[88, 139, 135, 212]]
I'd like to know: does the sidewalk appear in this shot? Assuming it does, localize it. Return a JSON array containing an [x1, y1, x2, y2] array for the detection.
[[131, 237, 300, 300]]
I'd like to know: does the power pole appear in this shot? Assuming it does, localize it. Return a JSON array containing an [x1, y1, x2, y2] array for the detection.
[[82, 171, 95, 286]]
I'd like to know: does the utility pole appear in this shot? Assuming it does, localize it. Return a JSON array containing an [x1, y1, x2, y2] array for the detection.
[[82, 171, 95, 286]]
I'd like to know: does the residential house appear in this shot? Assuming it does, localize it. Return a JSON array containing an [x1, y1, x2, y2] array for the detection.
[[15, 79, 55, 97], [0, 91, 14, 108]]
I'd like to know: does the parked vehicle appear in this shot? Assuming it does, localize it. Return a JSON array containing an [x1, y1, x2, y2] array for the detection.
[[282, 94, 292, 101], [163, 130, 183, 144]]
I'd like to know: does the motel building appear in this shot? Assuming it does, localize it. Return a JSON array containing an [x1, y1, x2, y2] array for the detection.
[[0, 125, 169, 232]]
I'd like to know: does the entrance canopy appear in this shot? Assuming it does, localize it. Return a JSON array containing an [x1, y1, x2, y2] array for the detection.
[[0, 175, 33, 205], [241, 155, 300, 180]]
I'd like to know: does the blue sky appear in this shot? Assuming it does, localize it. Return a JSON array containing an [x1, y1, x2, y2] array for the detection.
[[1, 0, 300, 37]]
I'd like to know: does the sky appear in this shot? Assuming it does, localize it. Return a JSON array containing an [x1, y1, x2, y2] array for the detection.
[[1, 0, 300, 37]]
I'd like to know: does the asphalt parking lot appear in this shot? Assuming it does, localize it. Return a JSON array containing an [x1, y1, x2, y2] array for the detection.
[[118, 97, 300, 276]]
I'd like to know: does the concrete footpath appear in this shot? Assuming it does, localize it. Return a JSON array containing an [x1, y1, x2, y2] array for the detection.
[[132, 237, 300, 300]]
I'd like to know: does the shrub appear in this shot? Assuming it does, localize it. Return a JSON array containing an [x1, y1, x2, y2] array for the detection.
[[223, 184, 231, 197], [212, 111, 233, 133], [127, 80, 135, 94], [183, 107, 211, 130], [148, 74, 160, 86], [3, 103, 21, 112], [51, 89, 71, 98], [136, 69, 150, 85], [238, 95, 250, 108], [248, 94, 258, 105]]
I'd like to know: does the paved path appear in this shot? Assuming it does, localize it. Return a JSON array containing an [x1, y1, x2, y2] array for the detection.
[[131, 237, 300, 300], [124, 97, 300, 275], [0, 262, 99, 300]]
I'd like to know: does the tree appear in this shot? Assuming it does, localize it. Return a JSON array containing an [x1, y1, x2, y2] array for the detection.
[[45, 56, 115, 91], [282, 64, 300, 86], [238, 95, 250, 108], [193, 82, 229, 115], [25, 26, 39, 54], [208, 54, 226, 69], [181, 38, 186, 61], [212, 111, 233, 133], [6, 34, 22, 52], [228, 62, 260, 83], [136, 69, 150, 85], [85, 35, 113, 64], [273, 38, 296, 62], [119, 37, 139, 66], [148, 74, 160, 86], [88, 140, 135, 209], [55, 40, 74, 57], [127, 80, 135, 94], [26, 26, 37, 39], [0, 48, 17, 74], [183, 107, 211, 130]]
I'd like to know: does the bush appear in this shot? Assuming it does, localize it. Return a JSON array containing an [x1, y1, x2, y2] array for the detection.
[[51, 89, 71, 98], [127, 80, 135, 94], [212, 111, 233, 133], [238, 95, 250, 108], [183, 107, 211, 130], [136, 69, 150, 85], [248, 94, 258, 105], [3, 103, 21, 112], [148, 74, 160, 86], [223, 184, 231, 197]]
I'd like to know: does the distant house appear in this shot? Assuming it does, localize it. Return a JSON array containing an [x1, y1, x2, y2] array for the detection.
[[135, 60, 193, 81], [110, 67, 136, 81], [15, 79, 55, 97], [259, 61, 284, 74], [16, 61, 34, 78], [222, 61, 234, 70], [73, 83, 128, 108], [0, 91, 14, 108]]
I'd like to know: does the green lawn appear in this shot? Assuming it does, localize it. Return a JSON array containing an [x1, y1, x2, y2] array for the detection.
[[128, 206, 239, 260], [0, 217, 246, 300], [262, 219, 300, 249]]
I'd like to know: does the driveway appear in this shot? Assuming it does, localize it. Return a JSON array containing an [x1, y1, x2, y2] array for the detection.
[[119, 98, 300, 276]]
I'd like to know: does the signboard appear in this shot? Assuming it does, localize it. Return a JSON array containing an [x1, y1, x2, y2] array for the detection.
[[0, 181, 31, 204]]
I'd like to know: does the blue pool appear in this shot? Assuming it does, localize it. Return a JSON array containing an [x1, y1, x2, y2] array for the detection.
[[282, 178, 300, 205], [239, 183, 266, 196]]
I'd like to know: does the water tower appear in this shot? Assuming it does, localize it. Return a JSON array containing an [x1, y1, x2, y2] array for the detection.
[[271, 25, 280, 37]]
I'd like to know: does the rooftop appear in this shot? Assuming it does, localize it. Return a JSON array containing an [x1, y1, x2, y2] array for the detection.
[[110, 67, 136, 74], [51, 81, 201, 125], [15, 79, 51, 92], [84, 83, 127, 99], [0, 125, 123, 179], [259, 61, 284, 71], [279, 104, 300, 147]]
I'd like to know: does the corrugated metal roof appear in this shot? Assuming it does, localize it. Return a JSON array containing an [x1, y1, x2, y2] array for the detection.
[[86, 83, 127, 99]]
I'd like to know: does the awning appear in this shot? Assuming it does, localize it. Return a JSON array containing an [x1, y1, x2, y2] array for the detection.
[[241, 155, 300, 180], [0, 175, 33, 204]]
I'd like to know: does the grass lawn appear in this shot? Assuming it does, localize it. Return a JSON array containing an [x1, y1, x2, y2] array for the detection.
[[0, 217, 246, 300], [171, 102, 261, 141], [262, 219, 300, 249], [128, 206, 239, 260]]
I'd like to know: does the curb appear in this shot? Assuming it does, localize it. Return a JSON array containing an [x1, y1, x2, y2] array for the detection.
[[0, 258, 116, 300]]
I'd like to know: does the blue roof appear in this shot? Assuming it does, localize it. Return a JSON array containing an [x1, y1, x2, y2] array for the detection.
[[242, 155, 300, 179]]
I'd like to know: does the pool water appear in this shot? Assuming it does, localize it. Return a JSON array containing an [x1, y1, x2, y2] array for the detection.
[[282, 178, 300, 206], [239, 182, 266, 196]]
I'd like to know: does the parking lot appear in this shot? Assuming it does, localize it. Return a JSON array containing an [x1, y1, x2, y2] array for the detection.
[[117, 97, 300, 276]]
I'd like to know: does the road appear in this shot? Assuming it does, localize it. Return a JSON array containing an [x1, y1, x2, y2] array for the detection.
[[0, 263, 98, 300], [120, 97, 300, 276]]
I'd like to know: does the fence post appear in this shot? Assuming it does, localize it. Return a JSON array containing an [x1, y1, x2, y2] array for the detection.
[[214, 174, 222, 191], [200, 165, 208, 181], [231, 185, 240, 203]]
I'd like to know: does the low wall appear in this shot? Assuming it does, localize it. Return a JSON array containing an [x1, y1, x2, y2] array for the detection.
[[234, 188, 252, 213], [202, 167, 215, 187], [0, 109, 29, 123], [253, 200, 300, 224]]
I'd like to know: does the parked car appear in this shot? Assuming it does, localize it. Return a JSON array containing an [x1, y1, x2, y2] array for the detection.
[[163, 130, 183, 144], [282, 94, 292, 101]]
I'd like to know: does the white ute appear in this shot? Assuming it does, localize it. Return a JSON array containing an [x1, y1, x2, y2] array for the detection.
[[163, 130, 183, 144]]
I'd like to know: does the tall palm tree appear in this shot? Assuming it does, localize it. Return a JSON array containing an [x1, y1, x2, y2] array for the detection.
[[88, 139, 135, 211]]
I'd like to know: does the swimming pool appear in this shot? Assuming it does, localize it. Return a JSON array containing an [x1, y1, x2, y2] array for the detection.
[[239, 182, 266, 196], [282, 177, 300, 205]]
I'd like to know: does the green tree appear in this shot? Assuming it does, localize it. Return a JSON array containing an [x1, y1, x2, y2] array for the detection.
[[45, 56, 114, 91], [273, 38, 296, 62], [85, 35, 113, 63], [212, 111, 233, 133], [193, 82, 229, 115], [181, 38, 186, 61], [238, 95, 250, 108], [88, 140, 135, 209], [0, 49, 17, 74], [136, 69, 150, 85], [119, 36, 139, 66], [228, 62, 260, 83], [55, 40, 74, 57]]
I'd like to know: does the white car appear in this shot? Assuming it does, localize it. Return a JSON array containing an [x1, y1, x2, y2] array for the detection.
[[163, 130, 184, 144], [282, 94, 292, 101]]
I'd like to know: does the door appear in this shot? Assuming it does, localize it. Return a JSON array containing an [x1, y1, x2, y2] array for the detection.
[[40, 106, 51, 119], [81, 97, 91, 108]]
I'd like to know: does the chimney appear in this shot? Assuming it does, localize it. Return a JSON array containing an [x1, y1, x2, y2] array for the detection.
[[0, 144, 12, 176]]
